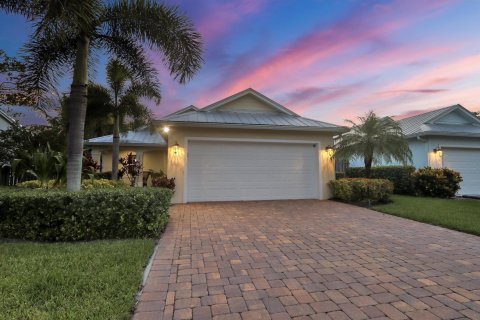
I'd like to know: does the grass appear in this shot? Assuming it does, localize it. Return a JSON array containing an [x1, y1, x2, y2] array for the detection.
[[373, 195, 480, 236], [0, 239, 155, 320]]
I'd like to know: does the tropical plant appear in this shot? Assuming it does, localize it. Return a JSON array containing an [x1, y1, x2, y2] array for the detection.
[[118, 152, 142, 187], [335, 111, 412, 177], [106, 59, 160, 180], [0, 49, 38, 107], [1, 0, 203, 191], [26, 144, 66, 188]]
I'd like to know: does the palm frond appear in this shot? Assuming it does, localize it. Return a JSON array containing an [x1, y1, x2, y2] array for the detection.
[[101, 0, 203, 83], [0, 0, 48, 19]]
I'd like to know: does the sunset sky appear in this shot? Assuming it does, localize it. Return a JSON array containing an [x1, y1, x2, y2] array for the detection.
[[1, 0, 479, 125]]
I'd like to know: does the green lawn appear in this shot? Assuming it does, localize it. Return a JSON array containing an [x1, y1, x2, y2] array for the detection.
[[373, 195, 480, 236], [0, 239, 155, 320]]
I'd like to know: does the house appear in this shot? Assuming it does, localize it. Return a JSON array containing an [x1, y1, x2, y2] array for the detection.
[[349, 104, 480, 195], [0, 109, 15, 131], [85, 88, 345, 203]]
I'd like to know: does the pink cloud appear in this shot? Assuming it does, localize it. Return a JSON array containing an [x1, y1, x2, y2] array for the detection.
[[204, 0, 455, 102], [196, 0, 266, 43]]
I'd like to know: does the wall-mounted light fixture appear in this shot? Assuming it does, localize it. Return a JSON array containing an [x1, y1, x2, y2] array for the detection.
[[162, 126, 170, 133], [433, 146, 442, 156], [325, 145, 335, 159], [172, 142, 180, 157]]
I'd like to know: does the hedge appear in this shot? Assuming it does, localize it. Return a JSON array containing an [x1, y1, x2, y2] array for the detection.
[[0, 187, 173, 241], [413, 167, 462, 198], [345, 166, 415, 195], [329, 178, 394, 203], [16, 179, 127, 189]]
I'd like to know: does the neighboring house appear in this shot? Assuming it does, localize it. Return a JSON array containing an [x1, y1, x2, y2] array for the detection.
[[86, 88, 345, 203], [349, 104, 480, 195], [0, 109, 15, 131]]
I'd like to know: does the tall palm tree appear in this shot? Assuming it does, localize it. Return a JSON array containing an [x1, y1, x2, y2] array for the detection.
[[106, 59, 160, 180], [1, 0, 202, 191], [335, 111, 412, 177]]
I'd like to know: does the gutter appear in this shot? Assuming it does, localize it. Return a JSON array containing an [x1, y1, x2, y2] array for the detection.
[[155, 120, 348, 133]]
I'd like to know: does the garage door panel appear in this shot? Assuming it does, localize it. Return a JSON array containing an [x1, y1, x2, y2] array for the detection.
[[186, 140, 318, 202], [443, 148, 480, 195]]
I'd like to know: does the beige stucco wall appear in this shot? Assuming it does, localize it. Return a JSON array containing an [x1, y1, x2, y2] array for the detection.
[[89, 146, 167, 173], [165, 126, 336, 203]]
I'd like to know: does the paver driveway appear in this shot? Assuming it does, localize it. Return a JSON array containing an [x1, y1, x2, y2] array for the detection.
[[134, 200, 480, 320]]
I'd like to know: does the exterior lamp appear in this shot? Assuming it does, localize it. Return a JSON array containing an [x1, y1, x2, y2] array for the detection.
[[162, 126, 170, 133], [172, 142, 180, 157], [433, 147, 442, 156], [325, 145, 335, 158]]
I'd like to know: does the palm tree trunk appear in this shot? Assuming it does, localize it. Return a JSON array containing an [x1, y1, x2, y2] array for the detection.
[[364, 157, 372, 178], [66, 35, 89, 192], [111, 107, 120, 180]]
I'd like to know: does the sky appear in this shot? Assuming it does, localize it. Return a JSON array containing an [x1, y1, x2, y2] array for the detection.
[[1, 0, 480, 125]]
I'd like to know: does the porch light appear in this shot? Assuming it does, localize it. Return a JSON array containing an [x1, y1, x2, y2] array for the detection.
[[172, 142, 180, 156], [162, 126, 170, 133], [325, 145, 335, 158], [433, 147, 442, 156]]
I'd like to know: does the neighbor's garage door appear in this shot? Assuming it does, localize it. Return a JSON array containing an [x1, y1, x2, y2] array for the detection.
[[186, 140, 319, 202], [443, 148, 480, 195]]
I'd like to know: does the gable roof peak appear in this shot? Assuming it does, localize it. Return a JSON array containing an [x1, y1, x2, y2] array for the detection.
[[202, 88, 299, 116]]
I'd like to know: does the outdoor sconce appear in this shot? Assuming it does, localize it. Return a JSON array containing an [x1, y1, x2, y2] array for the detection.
[[172, 142, 180, 157], [325, 145, 335, 159], [162, 126, 170, 133], [433, 147, 442, 156]]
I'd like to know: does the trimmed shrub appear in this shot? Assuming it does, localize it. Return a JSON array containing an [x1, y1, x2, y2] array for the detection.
[[0, 187, 173, 241], [329, 178, 394, 203], [16, 179, 127, 189], [413, 167, 462, 198], [345, 166, 415, 195]]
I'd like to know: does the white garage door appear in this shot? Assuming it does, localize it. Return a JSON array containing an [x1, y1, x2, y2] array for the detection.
[[443, 148, 480, 195], [186, 140, 319, 202]]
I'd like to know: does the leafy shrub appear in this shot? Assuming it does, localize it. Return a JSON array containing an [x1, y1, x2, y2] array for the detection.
[[412, 167, 462, 198], [335, 172, 346, 179], [94, 171, 112, 180], [16, 178, 127, 190], [16, 180, 55, 189], [345, 166, 415, 195], [81, 179, 128, 189], [150, 170, 175, 190], [329, 178, 394, 203], [0, 188, 173, 241], [118, 153, 142, 186]]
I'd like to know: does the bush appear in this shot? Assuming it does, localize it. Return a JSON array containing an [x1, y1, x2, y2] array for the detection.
[[81, 179, 127, 189], [329, 178, 394, 203], [345, 166, 415, 195], [16, 178, 127, 189], [0, 188, 173, 241], [150, 171, 175, 190], [412, 167, 462, 198], [94, 171, 112, 180]]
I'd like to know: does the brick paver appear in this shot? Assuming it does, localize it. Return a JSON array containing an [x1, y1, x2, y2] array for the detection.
[[133, 200, 480, 319]]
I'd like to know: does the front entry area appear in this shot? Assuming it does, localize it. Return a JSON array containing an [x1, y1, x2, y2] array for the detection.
[[185, 139, 319, 202]]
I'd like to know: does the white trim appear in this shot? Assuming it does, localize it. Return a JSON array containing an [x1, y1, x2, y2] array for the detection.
[[429, 104, 480, 125], [183, 137, 322, 203]]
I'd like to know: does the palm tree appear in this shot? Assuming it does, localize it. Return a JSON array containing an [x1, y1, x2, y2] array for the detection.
[[335, 111, 412, 177], [106, 59, 160, 180], [1, 1, 202, 191]]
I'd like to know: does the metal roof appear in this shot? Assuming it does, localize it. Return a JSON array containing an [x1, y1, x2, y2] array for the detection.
[[398, 104, 480, 137], [160, 110, 343, 131], [84, 128, 166, 146]]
